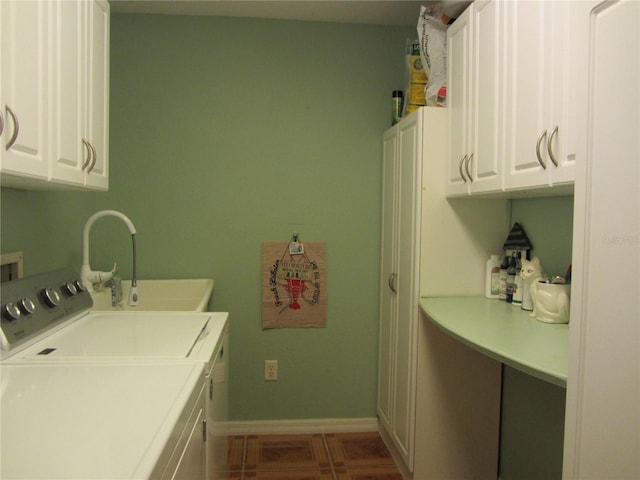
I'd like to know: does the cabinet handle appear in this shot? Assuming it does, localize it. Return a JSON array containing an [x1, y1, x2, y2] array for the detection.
[[465, 153, 474, 182], [88, 142, 97, 173], [388, 273, 398, 294], [0, 110, 4, 137], [5, 106, 19, 150], [82, 139, 92, 170], [535, 130, 548, 169], [459, 155, 468, 183], [547, 126, 559, 167]]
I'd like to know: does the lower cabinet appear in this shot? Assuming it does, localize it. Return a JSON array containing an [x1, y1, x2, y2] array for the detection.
[[378, 106, 507, 477]]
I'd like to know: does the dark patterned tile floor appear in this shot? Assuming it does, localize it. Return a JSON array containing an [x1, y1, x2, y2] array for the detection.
[[215, 431, 403, 480]]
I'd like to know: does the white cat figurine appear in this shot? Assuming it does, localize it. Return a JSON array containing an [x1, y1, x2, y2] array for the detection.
[[520, 257, 546, 308], [520, 257, 570, 323]]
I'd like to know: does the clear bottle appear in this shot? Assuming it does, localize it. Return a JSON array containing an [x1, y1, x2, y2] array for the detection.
[[485, 254, 502, 299]]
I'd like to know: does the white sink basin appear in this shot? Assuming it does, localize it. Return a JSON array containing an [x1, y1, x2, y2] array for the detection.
[[90, 279, 214, 312]]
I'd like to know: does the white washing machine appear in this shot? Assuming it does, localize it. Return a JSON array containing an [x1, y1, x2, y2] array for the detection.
[[1, 268, 229, 480]]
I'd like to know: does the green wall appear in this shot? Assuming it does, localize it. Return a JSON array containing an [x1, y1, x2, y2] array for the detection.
[[0, 14, 408, 422], [501, 194, 574, 480], [511, 196, 575, 277], [0, 188, 96, 274], [101, 14, 412, 421]]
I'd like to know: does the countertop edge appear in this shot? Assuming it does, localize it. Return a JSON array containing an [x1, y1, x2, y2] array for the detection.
[[419, 296, 568, 388]]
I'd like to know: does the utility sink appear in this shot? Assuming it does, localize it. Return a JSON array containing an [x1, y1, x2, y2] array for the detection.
[[90, 279, 214, 312]]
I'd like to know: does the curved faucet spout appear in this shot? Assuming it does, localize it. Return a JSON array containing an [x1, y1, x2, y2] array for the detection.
[[81, 210, 138, 306]]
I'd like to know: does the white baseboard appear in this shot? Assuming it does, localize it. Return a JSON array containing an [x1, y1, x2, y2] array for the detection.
[[223, 417, 379, 436]]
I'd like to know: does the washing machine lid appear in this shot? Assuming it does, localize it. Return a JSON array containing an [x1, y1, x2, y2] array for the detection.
[[15, 312, 213, 360], [0, 362, 203, 479]]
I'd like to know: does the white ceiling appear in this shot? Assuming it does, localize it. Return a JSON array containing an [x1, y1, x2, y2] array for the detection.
[[109, 1, 470, 27]]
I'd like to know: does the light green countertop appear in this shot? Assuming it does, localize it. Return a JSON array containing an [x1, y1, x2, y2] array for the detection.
[[419, 296, 569, 387]]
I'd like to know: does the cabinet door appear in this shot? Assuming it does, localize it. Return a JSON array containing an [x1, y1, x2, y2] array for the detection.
[[470, 0, 503, 193], [84, 0, 109, 190], [377, 125, 399, 433], [564, 1, 640, 478], [0, 0, 49, 180], [50, 0, 86, 185], [50, 0, 109, 190], [391, 112, 421, 470], [504, 0, 570, 190], [446, 6, 472, 196]]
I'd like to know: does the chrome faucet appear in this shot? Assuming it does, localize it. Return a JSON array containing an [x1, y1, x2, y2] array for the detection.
[[80, 210, 138, 306]]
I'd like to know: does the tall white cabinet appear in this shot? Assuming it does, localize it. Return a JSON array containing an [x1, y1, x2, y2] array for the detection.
[[378, 107, 508, 478], [564, 1, 639, 478]]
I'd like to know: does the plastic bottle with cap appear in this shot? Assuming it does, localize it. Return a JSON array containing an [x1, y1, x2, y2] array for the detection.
[[485, 254, 502, 299]]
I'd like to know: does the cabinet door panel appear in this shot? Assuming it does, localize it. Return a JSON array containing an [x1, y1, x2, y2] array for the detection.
[[377, 127, 399, 431], [51, 0, 85, 185], [0, 0, 49, 179], [505, 0, 574, 190], [84, 0, 109, 189], [505, 0, 550, 188], [446, 7, 472, 196], [391, 114, 421, 468], [564, 1, 640, 477], [471, 0, 503, 192]]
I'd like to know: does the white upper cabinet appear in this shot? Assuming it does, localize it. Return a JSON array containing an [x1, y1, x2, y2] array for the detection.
[[1, 0, 109, 190], [447, 0, 504, 196], [470, 0, 504, 193], [0, 0, 50, 181], [50, 0, 85, 186], [446, 5, 472, 196], [51, 0, 109, 190], [504, 0, 576, 190], [84, 0, 109, 190], [448, 0, 586, 197]]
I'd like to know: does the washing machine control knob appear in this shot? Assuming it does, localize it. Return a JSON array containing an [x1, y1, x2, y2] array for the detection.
[[74, 280, 87, 292], [41, 288, 61, 308], [2, 303, 21, 321], [18, 298, 36, 315], [62, 282, 78, 296]]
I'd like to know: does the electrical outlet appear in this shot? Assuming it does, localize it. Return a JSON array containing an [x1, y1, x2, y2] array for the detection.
[[265, 360, 278, 381]]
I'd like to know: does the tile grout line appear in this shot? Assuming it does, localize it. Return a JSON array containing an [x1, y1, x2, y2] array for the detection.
[[241, 434, 248, 480], [322, 433, 338, 480]]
